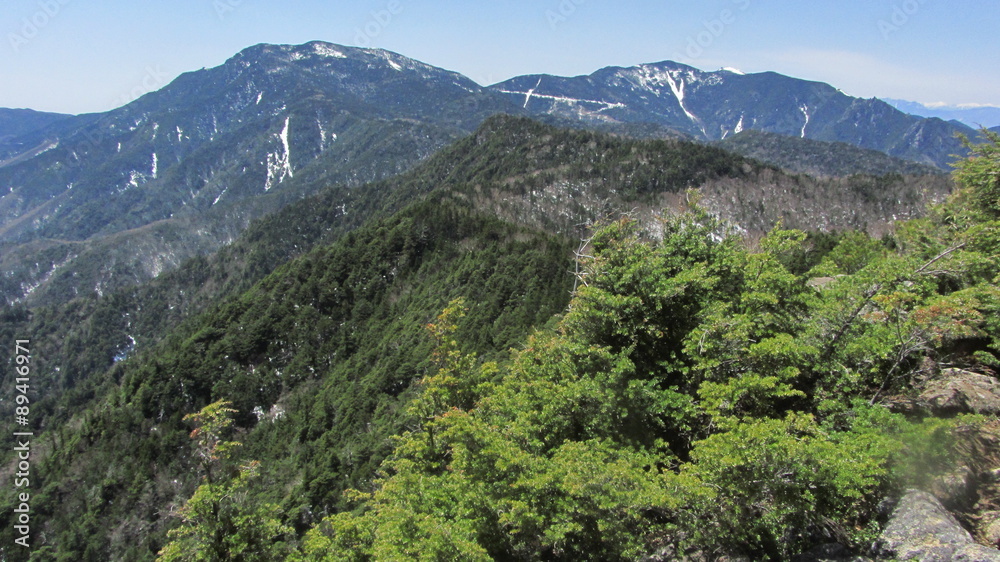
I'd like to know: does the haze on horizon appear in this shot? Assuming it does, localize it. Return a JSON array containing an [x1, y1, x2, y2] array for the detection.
[[3, 0, 998, 115]]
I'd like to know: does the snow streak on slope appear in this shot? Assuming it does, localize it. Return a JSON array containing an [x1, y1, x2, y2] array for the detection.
[[495, 88, 625, 112], [661, 71, 698, 125], [522, 77, 543, 109], [264, 116, 293, 192]]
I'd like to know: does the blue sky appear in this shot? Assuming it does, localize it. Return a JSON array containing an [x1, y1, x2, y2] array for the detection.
[[3, 0, 999, 115]]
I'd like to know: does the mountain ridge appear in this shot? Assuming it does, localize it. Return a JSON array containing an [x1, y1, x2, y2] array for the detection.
[[490, 60, 974, 168], [884, 98, 1000, 129], [0, 41, 967, 308]]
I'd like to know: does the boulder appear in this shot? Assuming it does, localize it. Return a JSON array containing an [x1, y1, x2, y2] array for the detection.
[[983, 512, 1000, 547], [807, 276, 839, 289], [919, 369, 1000, 416], [931, 466, 976, 509], [874, 489, 1000, 561], [952, 543, 1000, 561]]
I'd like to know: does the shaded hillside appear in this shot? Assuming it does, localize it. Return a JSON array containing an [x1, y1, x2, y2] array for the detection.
[[441, 116, 952, 237], [0, 108, 74, 160], [719, 129, 944, 177]]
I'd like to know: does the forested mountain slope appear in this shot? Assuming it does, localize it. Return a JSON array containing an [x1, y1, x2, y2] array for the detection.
[[718, 129, 945, 177], [0, 119, 989, 562], [0, 116, 953, 439]]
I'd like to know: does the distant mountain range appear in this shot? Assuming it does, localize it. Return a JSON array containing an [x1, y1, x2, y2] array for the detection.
[[0, 108, 75, 159], [492, 62, 973, 169], [0, 41, 972, 306], [884, 98, 1000, 129]]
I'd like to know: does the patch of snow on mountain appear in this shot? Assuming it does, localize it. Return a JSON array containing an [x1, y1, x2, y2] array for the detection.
[[659, 70, 703, 135], [799, 104, 810, 138], [703, 74, 723, 86], [264, 116, 294, 192], [661, 72, 692, 118], [212, 187, 227, 206], [523, 77, 543, 108], [19, 252, 77, 300], [279, 116, 292, 178], [114, 335, 137, 363], [37, 141, 58, 156], [496, 89, 624, 112], [125, 170, 143, 191], [312, 43, 347, 58]]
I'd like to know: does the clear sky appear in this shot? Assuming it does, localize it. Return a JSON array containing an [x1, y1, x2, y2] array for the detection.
[[3, 0, 998, 115]]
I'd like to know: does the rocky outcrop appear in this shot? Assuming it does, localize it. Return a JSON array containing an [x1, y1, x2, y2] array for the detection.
[[919, 369, 1000, 416], [874, 490, 1000, 561]]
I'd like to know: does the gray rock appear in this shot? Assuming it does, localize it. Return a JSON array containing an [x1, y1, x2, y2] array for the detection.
[[983, 512, 1000, 547], [952, 543, 1000, 561], [931, 466, 976, 508], [808, 276, 839, 289], [919, 370, 1000, 416], [874, 489, 1000, 561]]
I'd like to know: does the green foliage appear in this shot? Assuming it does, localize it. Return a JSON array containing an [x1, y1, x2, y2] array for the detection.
[[685, 411, 898, 558], [157, 401, 293, 561], [809, 230, 887, 276], [953, 128, 1000, 220], [303, 137, 1000, 559]]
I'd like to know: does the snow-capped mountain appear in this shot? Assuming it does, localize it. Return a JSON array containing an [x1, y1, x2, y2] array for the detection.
[[491, 61, 973, 168], [0, 42, 519, 304]]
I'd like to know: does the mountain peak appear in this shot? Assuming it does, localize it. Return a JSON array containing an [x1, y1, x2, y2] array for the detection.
[[226, 41, 449, 78]]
